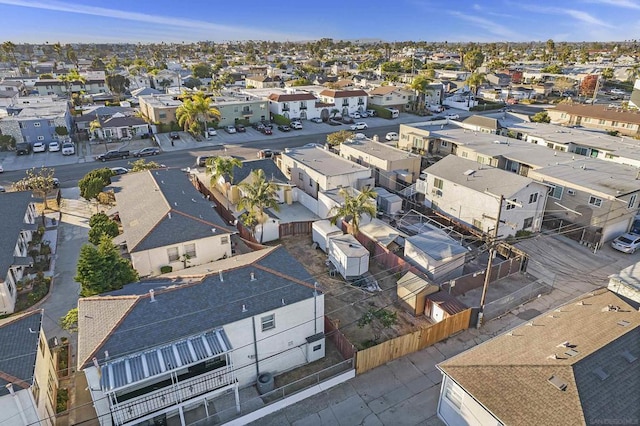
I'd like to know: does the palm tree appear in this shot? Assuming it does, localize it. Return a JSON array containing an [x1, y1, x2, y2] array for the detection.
[[409, 74, 432, 113], [329, 187, 377, 236], [59, 69, 86, 97], [205, 156, 242, 209], [465, 72, 487, 107], [2, 41, 18, 66], [237, 169, 280, 243], [176, 92, 221, 137], [627, 64, 640, 82]]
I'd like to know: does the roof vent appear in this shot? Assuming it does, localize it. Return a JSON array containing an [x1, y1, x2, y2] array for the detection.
[[104, 350, 110, 360], [548, 375, 567, 391], [192, 198, 197, 203], [168, 212, 172, 219], [174, 202, 178, 206], [211, 228, 216, 233], [621, 350, 638, 363], [576, 300, 585, 306], [281, 298, 286, 305], [547, 354, 559, 360], [592, 367, 609, 381], [602, 304, 621, 312], [617, 320, 631, 327], [463, 169, 475, 176], [557, 341, 571, 348], [242, 304, 247, 312], [149, 289, 156, 302], [219, 270, 223, 282]]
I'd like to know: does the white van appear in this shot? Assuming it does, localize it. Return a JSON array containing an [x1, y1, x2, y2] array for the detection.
[[385, 108, 399, 119]]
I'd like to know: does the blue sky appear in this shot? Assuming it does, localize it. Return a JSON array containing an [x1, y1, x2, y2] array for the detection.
[[0, 0, 639, 43]]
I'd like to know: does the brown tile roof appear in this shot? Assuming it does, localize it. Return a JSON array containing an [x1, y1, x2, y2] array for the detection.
[[319, 89, 368, 98], [438, 289, 640, 426], [552, 103, 640, 124], [268, 93, 317, 102], [369, 86, 405, 95], [315, 101, 335, 108]]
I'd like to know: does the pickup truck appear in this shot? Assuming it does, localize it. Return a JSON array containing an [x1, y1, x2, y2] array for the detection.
[[96, 150, 130, 162]]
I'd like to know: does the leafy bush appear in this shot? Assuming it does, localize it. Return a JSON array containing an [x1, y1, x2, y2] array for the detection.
[[160, 265, 173, 274], [271, 114, 290, 125], [56, 388, 69, 413], [367, 105, 392, 119]]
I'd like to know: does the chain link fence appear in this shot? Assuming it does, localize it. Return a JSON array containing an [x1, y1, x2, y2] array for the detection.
[[482, 279, 554, 321]]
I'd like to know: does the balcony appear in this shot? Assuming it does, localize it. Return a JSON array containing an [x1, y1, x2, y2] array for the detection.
[[241, 109, 253, 116], [299, 104, 307, 110], [110, 365, 235, 425], [282, 106, 290, 112], [357, 100, 365, 105]]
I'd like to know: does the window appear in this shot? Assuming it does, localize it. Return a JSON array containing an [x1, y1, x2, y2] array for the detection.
[[574, 147, 588, 156], [444, 380, 463, 410], [440, 141, 448, 148], [433, 178, 443, 190], [47, 371, 55, 404], [37, 136, 44, 141], [221, 236, 229, 244], [184, 243, 196, 258], [506, 199, 517, 210], [159, 112, 167, 119], [48, 120, 54, 126], [167, 247, 179, 262], [628, 194, 637, 209], [548, 184, 564, 200], [313, 344, 322, 351], [588, 196, 603, 207], [529, 193, 538, 204], [523, 217, 533, 229], [32, 379, 40, 404], [461, 152, 468, 158], [298, 172, 303, 180], [599, 119, 605, 124], [612, 121, 618, 127], [40, 335, 46, 357], [34, 122, 41, 127], [261, 314, 275, 331]]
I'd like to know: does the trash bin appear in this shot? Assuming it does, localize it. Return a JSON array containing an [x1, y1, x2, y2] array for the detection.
[[256, 372, 274, 395]]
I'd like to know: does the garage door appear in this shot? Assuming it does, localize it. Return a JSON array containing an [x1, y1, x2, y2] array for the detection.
[[602, 218, 631, 242]]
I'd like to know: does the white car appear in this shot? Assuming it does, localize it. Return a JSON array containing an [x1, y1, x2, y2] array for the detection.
[[359, 111, 369, 118], [224, 125, 236, 134], [350, 122, 368, 131], [62, 142, 75, 156], [110, 167, 129, 175], [351, 112, 362, 119], [385, 132, 399, 141], [48, 141, 61, 152], [33, 142, 46, 153], [445, 113, 460, 120], [207, 128, 217, 136], [310, 117, 323, 123], [290, 121, 303, 130]]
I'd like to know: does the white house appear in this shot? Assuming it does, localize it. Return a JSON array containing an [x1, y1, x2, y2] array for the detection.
[[318, 89, 369, 117], [0, 191, 38, 315], [78, 246, 325, 426], [404, 227, 468, 283], [91, 114, 149, 141], [0, 310, 58, 426], [111, 169, 234, 277], [436, 289, 640, 426], [418, 155, 548, 237], [267, 92, 320, 121]]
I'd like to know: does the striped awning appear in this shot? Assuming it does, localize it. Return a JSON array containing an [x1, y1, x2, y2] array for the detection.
[[100, 328, 232, 393]]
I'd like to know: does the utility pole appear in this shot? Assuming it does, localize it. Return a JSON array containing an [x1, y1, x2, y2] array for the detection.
[[477, 194, 504, 328]]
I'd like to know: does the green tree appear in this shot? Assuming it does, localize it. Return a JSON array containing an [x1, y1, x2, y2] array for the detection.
[[601, 67, 614, 81], [206, 156, 242, 209], [409, 74, 433, 112], [58, 69, 86, 96], [128, 159, 162, 172], [541, 64, 563, 74], [176, 92, 221, 136], [463, 50, 485, 72], [531, 111, 551, 123], [329, 187, 377, 236], [88, 212, 119, 245], [626, 64, 640, 82], [357, 308, 398, 342], [326, 130, 354, 147], [75, 235, 138, 297], [380, 61, 402, 73], [66, 45, 78, 69], [237, 169, 280, 243], [106, 74, 130, 101], [0, 134, 16, 151], [465, 72, 487, 105], [39, 73, 54, 79], [59, 308, 78, 332], [290, 78, 311, 86], [192, 62, 212, 78], [14, 167, 57, 210], [2, 41, 18, 66], [79, 168, 115, 201]]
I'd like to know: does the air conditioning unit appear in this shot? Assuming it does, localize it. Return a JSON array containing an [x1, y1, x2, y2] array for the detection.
[[567, 189, 576, 196]]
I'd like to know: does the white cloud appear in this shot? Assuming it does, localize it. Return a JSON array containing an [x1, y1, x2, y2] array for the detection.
[[449, 11, 524, 40], [563, 9, 614, 27], [584, 0, 640, 9], [0, 0, 315, 41]]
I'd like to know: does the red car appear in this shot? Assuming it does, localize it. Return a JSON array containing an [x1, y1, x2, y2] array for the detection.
[[261, 127, 273, 135]]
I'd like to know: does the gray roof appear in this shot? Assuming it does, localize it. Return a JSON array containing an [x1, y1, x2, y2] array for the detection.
[[406, 229, 468, 261], [284, 146, 370, 178], [112, 169, 232, 252], [80, 246, 318, 366], [462, 115, 502, 130], [102, 115, 147, 127], [0, 311, 42, 396], [229, 159, 289, 184], [424, 155, 534, 197], [341, 139, 421, 162], [0, 192, 34, 280]]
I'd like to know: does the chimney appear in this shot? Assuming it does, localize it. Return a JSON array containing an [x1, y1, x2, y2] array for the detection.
[[250, 272, 256, 281], [5, 383, 14, 395], [168, 212, 172, 219], [219, 270, 223, 282], [149, 289, 155, 302]]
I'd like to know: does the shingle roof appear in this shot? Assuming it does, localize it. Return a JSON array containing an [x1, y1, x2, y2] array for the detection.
[[438, 289, 640, 426], [0, 311, 42, 396], [78, 246, 318, 368], [111, 169, 232, 253], [229, 159, 289, 185], [0, 192, 34, 283], [553, 103, 640, 124], [101, 115, 147, 128], [369, 86, 404, 95]]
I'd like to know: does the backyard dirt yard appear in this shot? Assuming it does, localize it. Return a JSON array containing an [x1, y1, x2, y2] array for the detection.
[[276, 234, 433, 350]]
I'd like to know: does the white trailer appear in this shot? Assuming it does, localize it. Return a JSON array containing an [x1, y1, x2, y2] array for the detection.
[[312, 220, 343, 253], [328, 234, 370, 280]]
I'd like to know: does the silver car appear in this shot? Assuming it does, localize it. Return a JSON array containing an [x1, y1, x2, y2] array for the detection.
[[611, 233, 640, 253]]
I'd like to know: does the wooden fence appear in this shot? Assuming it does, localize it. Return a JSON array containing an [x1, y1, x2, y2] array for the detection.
[[324, 316, 356, 360], [354, 308, 471, 375], [279, 221, 313, 238]]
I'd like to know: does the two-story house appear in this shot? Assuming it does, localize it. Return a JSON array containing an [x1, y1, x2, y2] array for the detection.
[[110, 169, 234, 277], [245, 75, 282, 89], [318, 89, 368, 117], [418, 155, 548, 237], [367, 86, 415, 111], [547, 103, 640, 136], [138, 94, 182, 125], [267, 92, 319, 121], [210, 96, 270, 126], [0, 99, 72, 148], [0, 310, 59, 426], [339, 138, 421, 192], [78, 246, 325, 426], [0, 192, 38, 315]]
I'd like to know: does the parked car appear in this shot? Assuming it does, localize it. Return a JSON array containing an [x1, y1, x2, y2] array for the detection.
[[52, 178, 59, 188], [16, 142, 31, 155], [261, 127, 273, 135], [445, 113, 460, 120], [0, 185, 4, 192], [133, 147, 160, 157], [207, 128, 217, 136], [350, 122, 368, 131], [96, 150, 130, 162], [611, 233, 640, 253], [310, 117, 323, 123], [351, 112, 362, 119], [359, 111, 369, 118], [290, 121, 303, 130], [235, 124, 246, 132], [170, 132, 180, 139], [33, 142, 46, 153], [366, 109, 376, 116], [48, 141, 61, 152], [110, 167, 129, 175], [61, 142, 75, 156], [277, 125, 291, 132], [253, 122, 265, 131], [196, 155, 212, 167], [225, 125, 237, 134], [385, 132, 399, 141], [257, 149, 281, 159]]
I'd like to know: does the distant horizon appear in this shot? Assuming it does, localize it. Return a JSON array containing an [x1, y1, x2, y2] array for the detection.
[[1, 0, 639, 44]]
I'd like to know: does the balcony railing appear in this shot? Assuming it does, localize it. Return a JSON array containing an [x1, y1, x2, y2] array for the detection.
[[110, 365, 235, 425], [241, 109, 253, 115], [300, 105, 307, 110], [282, 106, 290, 111]]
